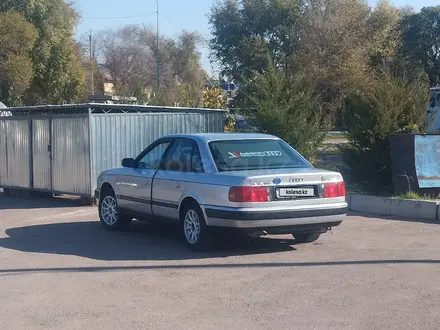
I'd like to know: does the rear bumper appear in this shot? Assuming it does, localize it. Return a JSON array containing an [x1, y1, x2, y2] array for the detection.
[[235, 221, 343, 236], [204, 204, 347, 229]]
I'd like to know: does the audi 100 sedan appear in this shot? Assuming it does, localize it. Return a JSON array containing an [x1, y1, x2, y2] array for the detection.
[[95, 133, 348, 251]]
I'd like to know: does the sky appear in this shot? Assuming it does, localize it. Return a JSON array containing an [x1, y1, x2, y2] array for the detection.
[[74, 0, 439, 75]]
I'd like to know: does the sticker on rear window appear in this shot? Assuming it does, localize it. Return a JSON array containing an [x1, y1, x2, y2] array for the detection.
[[228, 151, 283, 158]]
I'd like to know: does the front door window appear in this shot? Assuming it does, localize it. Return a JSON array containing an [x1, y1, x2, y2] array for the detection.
[[137, 141, 171, 170]]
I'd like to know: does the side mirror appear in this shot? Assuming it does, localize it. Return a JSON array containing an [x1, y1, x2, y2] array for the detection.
[[121, 158, 135, 168]]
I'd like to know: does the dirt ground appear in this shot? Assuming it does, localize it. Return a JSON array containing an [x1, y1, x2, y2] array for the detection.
[[0, 194, 439, 330]]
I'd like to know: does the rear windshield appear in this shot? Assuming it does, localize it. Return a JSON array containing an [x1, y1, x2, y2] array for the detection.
[[209, 139, 311, 172]]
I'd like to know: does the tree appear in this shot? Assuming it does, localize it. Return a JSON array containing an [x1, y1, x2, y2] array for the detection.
[[242, 58, 326, 162], [176, 83, 200, 107], [210, 0, 407, 126], [0, 0, 86, 105], [296, 0, 374, 124], [367, 0, 403, 66], [209, 0, 301, 81], [401, 6, 440, 86], [0, 11, 38, 105], [340, 66, 429, 194], [92, 25, 206, 106], [93, 25, 155, 101], [172, 32, 206, 106], [202, 87, 226, 109]]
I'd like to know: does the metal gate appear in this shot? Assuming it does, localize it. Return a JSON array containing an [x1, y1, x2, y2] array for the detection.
[[51, 116, 91, 196], [32, 118, 52, 190], [0, 120, 7, 186], [0, 119, 31, 188]]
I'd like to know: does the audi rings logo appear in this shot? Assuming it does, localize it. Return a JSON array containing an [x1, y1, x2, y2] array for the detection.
[[263, 151, 283, 156], [289, 177, 304, 183]]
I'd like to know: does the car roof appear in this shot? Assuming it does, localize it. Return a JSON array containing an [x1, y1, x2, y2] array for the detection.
[[163, 133, 279, 142]]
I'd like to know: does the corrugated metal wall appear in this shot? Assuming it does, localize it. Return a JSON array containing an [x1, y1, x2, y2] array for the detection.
[[90, 112, 224, 189], [52, 116, 91, 196], [0, 119, 31, 188], [1, 105, 225, 197]]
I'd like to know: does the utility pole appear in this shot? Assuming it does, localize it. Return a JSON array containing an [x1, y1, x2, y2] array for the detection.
[[89, 30, 95, 95], [156, 0, 160, 91]]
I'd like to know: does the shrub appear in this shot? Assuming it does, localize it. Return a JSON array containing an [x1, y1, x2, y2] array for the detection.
[[340, 67, 429, 194], [243, 60, 326, 162]]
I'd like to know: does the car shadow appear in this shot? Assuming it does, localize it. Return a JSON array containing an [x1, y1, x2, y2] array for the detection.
[[0, 220, 299, 261], [0, 193, 88, 210]]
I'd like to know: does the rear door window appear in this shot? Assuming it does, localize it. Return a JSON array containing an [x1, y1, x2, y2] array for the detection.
[[209, 139, 311, 172], [161, 139, 204, 172]]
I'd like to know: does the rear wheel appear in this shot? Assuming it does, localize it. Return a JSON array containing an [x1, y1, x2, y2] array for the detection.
[[99, 189, 132, 231], [181, 202, 212, 251], [292, 233, 321, 244]]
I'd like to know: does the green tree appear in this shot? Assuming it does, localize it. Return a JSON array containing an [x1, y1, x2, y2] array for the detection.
[[209, 0, 301, 81], [0, 0, 86, 104], [243, 59, 326, 162], [340, 67, 429, 194], [210, 0, 406, 126], [401, 6, 440, 86], [367, 0, 403, 66], [297, 0, 373, 123], [176, 83, 200, 107], [0, 11, 38, 105]]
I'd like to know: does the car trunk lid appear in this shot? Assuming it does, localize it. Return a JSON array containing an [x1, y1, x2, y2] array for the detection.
[[218, 168, 345, 204]]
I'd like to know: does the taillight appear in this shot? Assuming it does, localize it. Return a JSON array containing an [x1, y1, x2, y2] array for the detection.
[[324, 181, 346, 198], [228, 186, 269, 202]]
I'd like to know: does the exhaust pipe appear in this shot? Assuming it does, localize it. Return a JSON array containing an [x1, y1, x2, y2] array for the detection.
[[249, 230, 268, 238]]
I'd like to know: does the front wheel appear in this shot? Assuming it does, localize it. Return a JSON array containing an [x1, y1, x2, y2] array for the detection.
[[99, 191, 132, 231], [292, 233, 321, 244], [182, 203, 212, 251]]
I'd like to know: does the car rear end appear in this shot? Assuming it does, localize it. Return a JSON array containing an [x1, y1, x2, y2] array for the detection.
[[203, 136, 347, 237]]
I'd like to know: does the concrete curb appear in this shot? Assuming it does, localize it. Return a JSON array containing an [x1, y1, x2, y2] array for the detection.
[[348, 194, 440, 221]]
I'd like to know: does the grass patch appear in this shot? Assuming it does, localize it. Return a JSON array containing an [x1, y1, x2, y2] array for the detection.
[[394, 191, 439, 200], [326, 133, 346, 140]]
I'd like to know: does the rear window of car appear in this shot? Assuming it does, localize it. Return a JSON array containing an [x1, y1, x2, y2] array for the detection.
[[208, 139, 311, 172]]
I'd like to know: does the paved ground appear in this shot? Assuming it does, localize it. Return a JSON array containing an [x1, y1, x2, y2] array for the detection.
[[0, 195, 439, 330]]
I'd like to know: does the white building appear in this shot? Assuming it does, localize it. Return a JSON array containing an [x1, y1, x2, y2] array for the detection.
[[0, 101, 11, 117]]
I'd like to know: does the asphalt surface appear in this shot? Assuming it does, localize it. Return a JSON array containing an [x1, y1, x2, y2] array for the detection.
[[1, 194, 440, 330]]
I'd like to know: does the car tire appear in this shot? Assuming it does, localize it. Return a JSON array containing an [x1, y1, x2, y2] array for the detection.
[[98, 189, 132, 231], [292, 233, 321, 244], [181, 202, 212, 252]]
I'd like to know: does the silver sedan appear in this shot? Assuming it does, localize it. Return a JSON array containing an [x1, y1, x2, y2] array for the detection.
[[95, 133, 347, 251]]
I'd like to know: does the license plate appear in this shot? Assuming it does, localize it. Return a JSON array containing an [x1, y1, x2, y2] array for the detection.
[[278, 188, 314, 198]]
